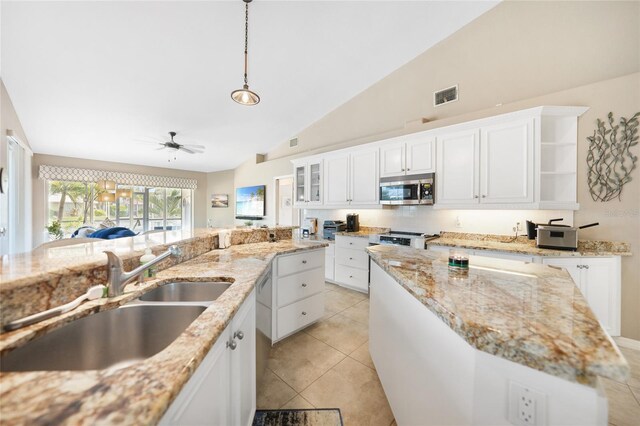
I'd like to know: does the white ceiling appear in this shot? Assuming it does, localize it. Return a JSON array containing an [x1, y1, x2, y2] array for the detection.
[[1, 1, 498, 173]]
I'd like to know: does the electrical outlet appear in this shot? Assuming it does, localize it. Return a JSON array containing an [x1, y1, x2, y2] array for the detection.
[[455, 216, 462, 228], [516, 222, 523, 232], [508, 381, 546, 426]]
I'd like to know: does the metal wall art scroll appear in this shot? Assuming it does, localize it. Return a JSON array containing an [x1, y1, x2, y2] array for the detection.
[[587, 111, 639, 202]]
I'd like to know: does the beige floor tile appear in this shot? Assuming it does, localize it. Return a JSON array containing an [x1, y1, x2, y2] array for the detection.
[[280, 394, 315, 409], [324, 289, 365, 314], [619, 346, 640, 388], [301, 357, 394, 426], [630, 385, 640, 404], [267, 332, 346, 393], [349, 340, 375, 370], [256, 369, 297, 409], [306, 313, 369, 354], [325, 282, 342, 292], [341, 299, 370, 325], [332, 285, 368, 302], [602, 377, 640, 426]]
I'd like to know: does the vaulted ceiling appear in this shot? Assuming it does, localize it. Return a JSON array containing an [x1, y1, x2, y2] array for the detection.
[[2, 1, 498, 172]]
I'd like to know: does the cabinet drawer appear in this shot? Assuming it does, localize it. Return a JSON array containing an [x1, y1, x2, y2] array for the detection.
[[335, 236, 370, 250], [277, 267, 324, 307], [335, 247, 369, 269], [277, 250, 324, 277], [335, 264, 369, 292], [277, 293, 324, 339]]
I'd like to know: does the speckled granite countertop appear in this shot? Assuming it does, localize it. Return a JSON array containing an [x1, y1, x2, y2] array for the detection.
[[429, 231, 631, 257], [0, 239, 327, 425], [367, 245, 629, 387], [335, 226, 391, 239]]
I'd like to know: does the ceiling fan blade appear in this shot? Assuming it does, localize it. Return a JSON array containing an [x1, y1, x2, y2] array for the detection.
[[184, 144, 206, 149], [179, 147, 197, 154]]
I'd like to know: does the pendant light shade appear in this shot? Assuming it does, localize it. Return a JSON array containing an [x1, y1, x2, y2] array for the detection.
[[97, 179, 116, 191], [100, 192, 115, 203], [117, 188, 132, 198], [231, 0, 260, 106]]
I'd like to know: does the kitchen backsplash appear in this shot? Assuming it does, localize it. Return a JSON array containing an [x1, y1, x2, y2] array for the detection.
[[303, 207, 576, 237]]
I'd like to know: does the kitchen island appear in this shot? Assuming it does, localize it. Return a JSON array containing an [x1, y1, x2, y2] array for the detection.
[[367, 244, 629, 426], [0, 232, 326, 425]]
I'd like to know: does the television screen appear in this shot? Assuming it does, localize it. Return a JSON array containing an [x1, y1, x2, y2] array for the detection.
[[235, 185, 266, 220]]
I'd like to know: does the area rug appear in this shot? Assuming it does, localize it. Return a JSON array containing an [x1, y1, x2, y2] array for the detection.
[[252, 408, 343, 426]]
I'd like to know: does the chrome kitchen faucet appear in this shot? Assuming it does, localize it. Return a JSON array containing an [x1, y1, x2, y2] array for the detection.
[[103, 245, 182, 297]]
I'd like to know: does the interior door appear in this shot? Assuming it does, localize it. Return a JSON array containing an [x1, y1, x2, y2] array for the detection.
[[350, 148, 379, 205], [276, 177, 294, 226], [480, 118, 534, 204], [324, 154, 350, 205]]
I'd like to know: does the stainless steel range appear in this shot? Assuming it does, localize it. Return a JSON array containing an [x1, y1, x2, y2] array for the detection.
[[369, 231, 439, 249]]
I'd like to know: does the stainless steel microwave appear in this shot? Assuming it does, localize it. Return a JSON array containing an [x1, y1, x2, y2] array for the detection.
[[379, 173, 434, 205]]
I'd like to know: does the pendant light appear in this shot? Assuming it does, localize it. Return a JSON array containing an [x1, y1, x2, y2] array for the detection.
[[231, 0, 260, 106], [97, 179, 116, 191], [100, 192, 115, 203]]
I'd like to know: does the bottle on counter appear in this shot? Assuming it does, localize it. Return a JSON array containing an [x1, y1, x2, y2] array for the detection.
[[140, 248, 157, 280]]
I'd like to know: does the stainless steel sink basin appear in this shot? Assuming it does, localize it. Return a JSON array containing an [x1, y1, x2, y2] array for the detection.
[[0, 304, 206, 372], [139, 282, 232, 302]]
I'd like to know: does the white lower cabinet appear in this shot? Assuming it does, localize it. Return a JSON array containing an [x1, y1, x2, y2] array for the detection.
[[542, 256, 621, 336], [272, 248, 325, 343], [160, 291, 256, 426], [334, 236, 370, 293], [324, 242, 335, 282]]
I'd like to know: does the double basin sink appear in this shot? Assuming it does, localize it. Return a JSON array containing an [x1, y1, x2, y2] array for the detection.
[[0, 281, 233, 372]]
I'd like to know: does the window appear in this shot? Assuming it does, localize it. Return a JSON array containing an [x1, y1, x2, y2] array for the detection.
[[47, 180, 192, 237]]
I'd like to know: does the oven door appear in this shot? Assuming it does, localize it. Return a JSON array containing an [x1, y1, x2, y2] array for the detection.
[[379, 182, 420, 205]]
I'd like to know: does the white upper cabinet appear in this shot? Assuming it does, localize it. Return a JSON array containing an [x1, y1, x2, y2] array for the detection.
[[436, 129, 480, 205], [380, 134, 435, 177], [293, 158, 323, 207], [480, 118, 534, 204], [324, 147, 379, 207]]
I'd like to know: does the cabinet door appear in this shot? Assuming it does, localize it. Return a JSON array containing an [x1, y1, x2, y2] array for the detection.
[[230, 292, 256, 426], [160, 329, 231, 426], [380, 139, 405, 177], [581, 258, 620, 336], [405, 135, 435, 175], [350, 148, 379, 205], [480, 119, 534, 204], [293, 163, 307, 207], [435, 129, 480, 205], [324, 154, 350, 206], [541, 258, 582, 291], [308, 161, 323, 205]]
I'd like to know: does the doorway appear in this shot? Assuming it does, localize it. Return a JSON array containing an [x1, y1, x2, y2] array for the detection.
[[274, 175, 297, 227]]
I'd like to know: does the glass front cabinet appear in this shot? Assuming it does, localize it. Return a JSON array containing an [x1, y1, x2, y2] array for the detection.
[[292, 158, 323, 207]]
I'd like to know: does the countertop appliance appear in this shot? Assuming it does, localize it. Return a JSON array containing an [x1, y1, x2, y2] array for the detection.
[[379, 173, 434, 205], [536, 222, 599, 251], [369, 231, 439, 249], [346, 214, 360, 232], [303, 217, 318, 235], [526, 218, 566, 239], [323, 220, 346, 240]]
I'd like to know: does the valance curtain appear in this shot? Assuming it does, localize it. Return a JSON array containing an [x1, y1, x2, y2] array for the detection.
[[38, 165, 198, 190]]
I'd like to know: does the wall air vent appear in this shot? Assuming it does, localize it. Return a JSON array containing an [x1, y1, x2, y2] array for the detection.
[[289, 137, 298, 148], [434, 85, 458, 107]]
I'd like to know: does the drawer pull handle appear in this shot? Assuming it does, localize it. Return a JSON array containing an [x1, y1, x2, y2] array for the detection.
[[301, 283, 307, 287], [302, 311, 307, 316], [349, 242, 353, 245], [302, 260, 307, 264], [227, 340, 237, 350], [349, 257, 353, 260], [234, 331, 244, 340], [350, 275, 353, 278]]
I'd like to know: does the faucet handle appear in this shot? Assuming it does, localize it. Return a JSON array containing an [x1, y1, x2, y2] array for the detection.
[[169, 245, 182, 257]]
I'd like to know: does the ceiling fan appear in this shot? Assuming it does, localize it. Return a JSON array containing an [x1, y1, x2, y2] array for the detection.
[[156, 132, 205, 154]]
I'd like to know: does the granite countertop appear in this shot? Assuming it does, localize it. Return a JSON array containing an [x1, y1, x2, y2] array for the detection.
[[366, 245, 629, 387], [0, 239, 327, 425], [335, 226, 391, 239], [429, 232, 631, 257]]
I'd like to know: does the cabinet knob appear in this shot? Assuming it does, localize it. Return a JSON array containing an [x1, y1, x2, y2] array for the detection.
[[234, 331, 244, 340], [301, 283, 307, 287], [349, 242, 353, 245], [302, 260, 307, 264], [584, 265, 589, 270], [482, 195, 486, 198], [474, 195, 479, 199], [349, 275, 353, 278], [227, 340, 237, 350], [577, 265, 583, 269], [407, 168, 410, 171], [349, 257, 353, 260], [302, 311, 307, 316], [401, 168, 405, 172]]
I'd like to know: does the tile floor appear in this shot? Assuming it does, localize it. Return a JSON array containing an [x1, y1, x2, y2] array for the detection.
[[256, 282, 640, 426]]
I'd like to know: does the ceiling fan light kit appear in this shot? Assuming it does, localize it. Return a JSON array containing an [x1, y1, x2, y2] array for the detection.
[[231, 0, 260, 106]]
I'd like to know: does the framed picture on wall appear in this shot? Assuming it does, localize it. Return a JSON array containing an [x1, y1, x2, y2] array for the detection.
[[211, 194, 228, 208]]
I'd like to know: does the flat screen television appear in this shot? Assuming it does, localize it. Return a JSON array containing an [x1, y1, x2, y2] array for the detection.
[[235, 185, 266, 220]]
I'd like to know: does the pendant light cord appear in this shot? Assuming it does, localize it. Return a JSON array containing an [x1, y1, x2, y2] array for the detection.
[[244, 1, 249, 86]]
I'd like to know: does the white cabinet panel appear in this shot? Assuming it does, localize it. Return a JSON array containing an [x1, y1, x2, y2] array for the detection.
[[436, 129, 480, 205], [277, 250, 324, 276], [230, 293, 256, 426], [350, 148, 379, 205], [335, 264, 369, 292], [277, 293, 325, 339], [335, 246, 369, 269], [325, 243, 335, 281], [405, 136, 435, 174], [324, 154, 350, 205], [277, 268, 325, 307], [480, 119, 534, 203], [292, 159, 323, 207], [380, 140, 404, 177], [335, 235, 370, 250]]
